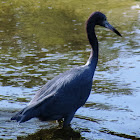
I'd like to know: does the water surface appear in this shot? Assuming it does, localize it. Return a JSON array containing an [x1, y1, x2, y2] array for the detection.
[[0, 0, 140, 139]]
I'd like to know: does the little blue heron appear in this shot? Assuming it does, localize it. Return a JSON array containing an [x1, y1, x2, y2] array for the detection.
[[11, 12, 121, 127]]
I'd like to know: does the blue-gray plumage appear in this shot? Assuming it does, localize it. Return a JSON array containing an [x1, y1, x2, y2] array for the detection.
[[11, 12, 121, 127]]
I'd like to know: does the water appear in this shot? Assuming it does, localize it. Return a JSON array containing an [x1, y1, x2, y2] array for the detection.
[[0, 0, 140, 139]]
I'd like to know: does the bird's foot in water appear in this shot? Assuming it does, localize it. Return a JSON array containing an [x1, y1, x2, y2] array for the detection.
[[57, 119, 64, 128], [62, 124, 72, 130], [57, 118, 72, 130]]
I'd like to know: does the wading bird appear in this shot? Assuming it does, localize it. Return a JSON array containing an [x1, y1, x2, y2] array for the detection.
[[11, 12, 121, 127]]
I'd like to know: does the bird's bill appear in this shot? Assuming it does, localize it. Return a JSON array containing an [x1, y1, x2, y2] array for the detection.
[[104, 21, 122, 37]]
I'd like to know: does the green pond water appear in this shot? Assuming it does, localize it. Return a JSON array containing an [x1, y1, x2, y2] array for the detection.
[[0, 0, 140, 139]]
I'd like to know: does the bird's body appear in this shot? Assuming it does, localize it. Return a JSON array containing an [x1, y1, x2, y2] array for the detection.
[[12, 64, 95, 126], [11, 12, 121, 127]]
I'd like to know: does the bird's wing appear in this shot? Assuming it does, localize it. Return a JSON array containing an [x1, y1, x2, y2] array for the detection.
[[28, 65, 91, 105]]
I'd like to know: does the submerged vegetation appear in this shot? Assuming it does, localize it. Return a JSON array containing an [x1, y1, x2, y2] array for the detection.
[[17, 127, 83, 140]]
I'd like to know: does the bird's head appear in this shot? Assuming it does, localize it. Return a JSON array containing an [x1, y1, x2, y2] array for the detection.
[[87, 11, 122, 36]]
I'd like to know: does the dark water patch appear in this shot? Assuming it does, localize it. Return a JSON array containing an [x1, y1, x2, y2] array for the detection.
[[84, 102, 133, 112], [17, 127, 83, 140], [75, 114, 100, 124], [100, 128, 140, 140], [16, 97, 29, 102], [93, 79, 133, 95]]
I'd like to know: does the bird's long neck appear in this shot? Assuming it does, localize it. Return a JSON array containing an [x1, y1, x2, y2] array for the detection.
[[86, 23, 98, 71]]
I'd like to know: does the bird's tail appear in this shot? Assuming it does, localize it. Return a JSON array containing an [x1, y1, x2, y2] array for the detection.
[[11, 104, 40, 123], [11, 108, 26, 122]]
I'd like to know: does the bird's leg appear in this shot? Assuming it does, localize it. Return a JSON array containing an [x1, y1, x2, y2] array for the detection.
[[57, 118, 63, 128], [63, 112, 75, 128]]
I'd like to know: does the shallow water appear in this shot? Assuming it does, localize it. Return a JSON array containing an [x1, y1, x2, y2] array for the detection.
[[0, 0, 140, 139]]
